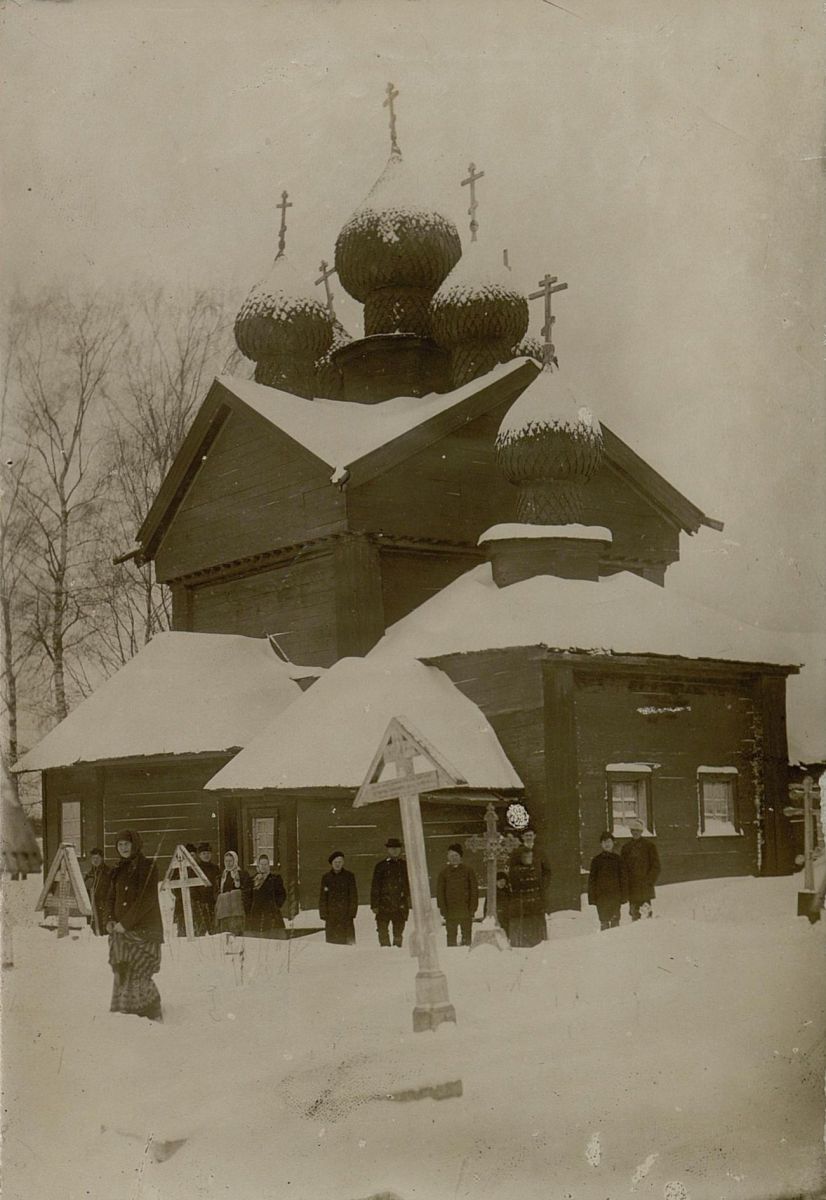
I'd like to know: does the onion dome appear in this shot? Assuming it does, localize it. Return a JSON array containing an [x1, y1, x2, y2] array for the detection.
[[334, 152, 462, 338], [495, 366, 604, 524], [234, 254, 335, 399], [313, 320, 353, 401], [430, 242, 529, 388]]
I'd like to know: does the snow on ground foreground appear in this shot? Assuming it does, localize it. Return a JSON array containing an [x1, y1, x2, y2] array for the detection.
[[2, 875, 824, 1200]]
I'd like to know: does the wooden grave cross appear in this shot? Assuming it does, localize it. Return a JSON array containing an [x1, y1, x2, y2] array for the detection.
[[161, 844, 211, 941], [465, 802, 522, 949], [315, 260, 337, 315], [276, 189, 292, 257], [35, 843, 91, 939], [528, 273, 569, 368], [384, 82, 401, 156], [355, 717, 463, 1032], [461, 161, 485, 243], [785, 776, 822, 917]]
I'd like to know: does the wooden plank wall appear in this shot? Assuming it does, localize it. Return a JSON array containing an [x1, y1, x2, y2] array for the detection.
[[574, 671, 760, 883], [187, 551, 339, 666], [379, 547, 481, 629], [43, 765, 103, 872], [154, 410, 345, 582]]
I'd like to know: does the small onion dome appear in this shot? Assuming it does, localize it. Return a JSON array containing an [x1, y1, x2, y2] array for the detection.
[[335, 152, 461, 338], [314, 320, 353, 401], [430, 242, 529, 388], [495, 367, 604, 524], [234, 254, 335, 398]]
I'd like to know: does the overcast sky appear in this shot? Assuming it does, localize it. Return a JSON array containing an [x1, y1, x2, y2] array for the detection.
[[2, 0, 824, 637]]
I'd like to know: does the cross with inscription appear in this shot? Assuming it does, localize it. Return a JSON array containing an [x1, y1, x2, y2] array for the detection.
[[384, 82, 401, 156], [315, 260, 337, 315], [465, 802, 521, 949], [276, 190, 292, 257], [461, 162, 485, 243], [528, 273, 569, 368]]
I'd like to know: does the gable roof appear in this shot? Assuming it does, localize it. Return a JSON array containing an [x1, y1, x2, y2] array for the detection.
[[14, 633, 316, 772], [205, 656, 523, 793], [134, 359, 721, 565]]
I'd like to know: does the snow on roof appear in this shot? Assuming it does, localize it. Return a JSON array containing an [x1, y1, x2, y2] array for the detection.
[[217, 359, 528, 474], [479, 523, 612, 544], [367, 563, 804, 669], [14, 633, 314, 771], [496, 366, 599, 441], [206, 656, 523, 793]]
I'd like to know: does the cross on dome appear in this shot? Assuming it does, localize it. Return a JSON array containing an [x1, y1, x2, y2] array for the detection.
[[528, 273, 568, 369], [461, 161, 485, 243], [315, 259, 337, 315], [276, 190, 293, 257], [383, 82, 401, 157]]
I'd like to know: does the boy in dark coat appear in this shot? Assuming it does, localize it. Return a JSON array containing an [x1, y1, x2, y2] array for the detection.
[[587, 831, 627, 930], [83, 847, 111, 936], [370, 837, 410, 947], [319, 852, 358, 944], [436, 843, 479, 947], [620, 819, 661, 920]]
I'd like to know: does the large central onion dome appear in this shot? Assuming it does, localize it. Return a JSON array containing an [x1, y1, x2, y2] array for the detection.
[[430, 242, 529, 387], [235, 254, 335, 398], [495, 367, 604, 524], [334, 152, 462, 338]]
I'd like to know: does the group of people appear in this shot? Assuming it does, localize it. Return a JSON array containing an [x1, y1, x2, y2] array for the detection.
[[587, 820, 661, 930], [318, 829, 553, 950]]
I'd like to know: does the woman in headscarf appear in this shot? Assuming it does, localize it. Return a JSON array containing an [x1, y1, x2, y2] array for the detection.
[[106, 830, 164, 1021], [215, 850, 252, 935], [247, 853, 287, 938]]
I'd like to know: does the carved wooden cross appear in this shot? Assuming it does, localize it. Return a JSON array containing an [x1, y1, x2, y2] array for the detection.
[[315, 260, 337, 315], [465, 803, 521, 932], [384, 82, 400, 156], [276, 190, 292, 256], [35, 843, 91, 939], [461, 162, 485, 243], [161, 844, 211, 941], [529, 273, 569, 367], [356, 717, 461, 1031]]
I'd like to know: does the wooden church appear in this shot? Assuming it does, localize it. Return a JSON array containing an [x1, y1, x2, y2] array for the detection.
[[17, 88, 802, 914]]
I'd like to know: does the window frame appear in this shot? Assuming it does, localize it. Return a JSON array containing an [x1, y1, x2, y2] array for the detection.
[[697, 768, 741, 837], [605, 766, 655, 837], [60, 798, 83, 855]]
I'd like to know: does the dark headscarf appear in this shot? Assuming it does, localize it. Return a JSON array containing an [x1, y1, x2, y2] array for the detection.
[[116, 829, 144, 857]]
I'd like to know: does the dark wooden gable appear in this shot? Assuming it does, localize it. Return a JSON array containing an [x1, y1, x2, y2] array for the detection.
[[150, 382, 347, 583]]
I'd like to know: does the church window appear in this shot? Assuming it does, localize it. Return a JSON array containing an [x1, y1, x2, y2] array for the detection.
[[61, 799, 82, 854], [697, 767, 740, 836]]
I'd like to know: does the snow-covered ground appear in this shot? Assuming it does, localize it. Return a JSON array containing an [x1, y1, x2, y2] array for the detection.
[[2, 874, 824, 1200]]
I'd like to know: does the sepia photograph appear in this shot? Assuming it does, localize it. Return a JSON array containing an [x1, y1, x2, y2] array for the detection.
[[1, 3, 824, 1198]]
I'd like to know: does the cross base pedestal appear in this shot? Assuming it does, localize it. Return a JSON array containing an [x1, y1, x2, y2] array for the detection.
[[471, 919, 509, 951], [413, 1001, 457, 1033], [413, 967, 457, 1032]]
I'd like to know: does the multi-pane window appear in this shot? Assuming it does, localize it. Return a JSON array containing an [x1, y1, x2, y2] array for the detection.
[[61, 799, 82, 854], [250, 815, 276, 864], [698, 768, 740, 836], [606, 765, 653, 836]]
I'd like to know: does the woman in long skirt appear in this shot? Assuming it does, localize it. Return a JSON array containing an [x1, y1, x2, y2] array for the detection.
[[247, 854, 287, 937], [215, 850, 252, 935], [106, 830, 164, 1021], [508, 849, 547, 948]]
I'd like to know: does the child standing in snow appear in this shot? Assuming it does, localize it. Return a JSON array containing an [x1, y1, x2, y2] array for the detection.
[[436, 843, 479, 947], [587, 832, 627, 930], [319, 851, 358, 944]]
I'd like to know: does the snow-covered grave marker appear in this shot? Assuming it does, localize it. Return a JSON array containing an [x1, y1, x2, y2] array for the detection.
[[784, 775, 821, 919], [35, 843, 91, 938], [465, 802, 521, 950], [355, 717, 458, 1032], [161, 844, 211, 940]]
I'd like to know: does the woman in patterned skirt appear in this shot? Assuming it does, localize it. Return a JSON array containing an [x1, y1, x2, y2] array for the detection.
[[106, 829, 164, 1021]]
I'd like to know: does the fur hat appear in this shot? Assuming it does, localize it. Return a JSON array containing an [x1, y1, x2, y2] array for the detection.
[[328, 850, 345, 864], [196, 842, 212, 853], [385, 837, 403, 849], [89, 847, 104, 858], [599, 830, 615, 843], [447, 843, 463, 856]]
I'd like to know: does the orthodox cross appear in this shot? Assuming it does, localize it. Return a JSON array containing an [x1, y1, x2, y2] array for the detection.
[[315, 260, 337, 316], [161, 844, 210, 941], [35, 842, 91, 939], [465, 802, 521, 943], [528, 273, 569, 368], [461, 162, 485, 243], [384, 82, 401, 156], [356, 717, 460, 1032], [276, 190, 292, 257]]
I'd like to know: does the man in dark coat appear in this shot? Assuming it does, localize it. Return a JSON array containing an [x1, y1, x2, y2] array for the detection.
[[370, 837, 410, 947], [587, 831, 628, 930], [620, 819, 661, 920], [319, 851, 358, 944], [83, 847, 111, 936], [191, 842, 220, 935], [436, 843, 479, 947]]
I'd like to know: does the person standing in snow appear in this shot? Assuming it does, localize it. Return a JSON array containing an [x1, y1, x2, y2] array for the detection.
[[247, 853, 287, 938], [215, 850, 252, 935], [620, 819, 661, 920], [370, 837, 410, 948], [319, 851, 358, 944], [436, 843, 479, 947], [106, 830, 164, 1021], [510, 829, 552, 914], [587, 831, 628, 930], [192, 842, 220, 935], [508, 846, 547, 947], [83, 847, 111, 936]]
